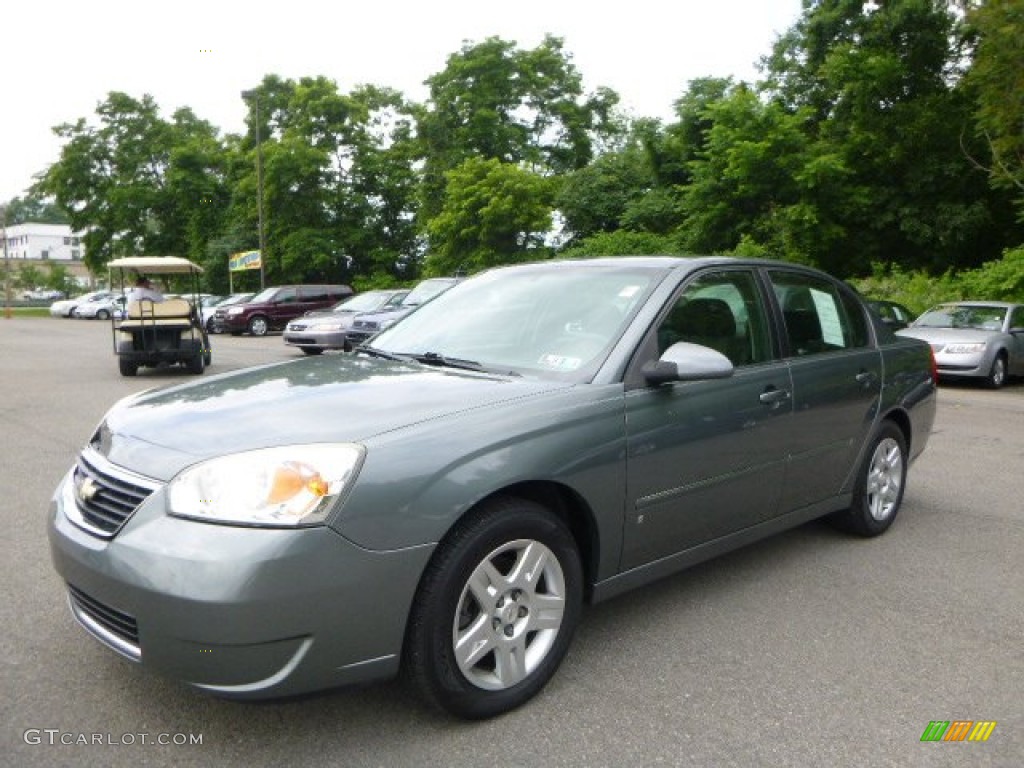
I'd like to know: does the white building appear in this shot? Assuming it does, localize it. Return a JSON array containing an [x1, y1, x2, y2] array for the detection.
[[1, 222, 87, 262]]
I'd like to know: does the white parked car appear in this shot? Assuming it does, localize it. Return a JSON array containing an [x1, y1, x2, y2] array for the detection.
[[49, 291, 114, 318], [72, 296, 126, 320]]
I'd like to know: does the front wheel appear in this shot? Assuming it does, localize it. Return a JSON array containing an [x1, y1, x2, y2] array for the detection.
[[118, 358, 138, 377], [301, 347, 323, 356], [96, 309, 110, 320], [404, 497, 583, 719], [832, 422, 907, 537], [985, 354, 1007, 389], [248, 316, 269, 336]]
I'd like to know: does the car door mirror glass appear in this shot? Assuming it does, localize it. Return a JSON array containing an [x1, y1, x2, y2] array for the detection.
[[643, 342, 735, 385]]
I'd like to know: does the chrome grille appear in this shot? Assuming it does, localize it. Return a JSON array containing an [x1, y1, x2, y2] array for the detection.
[[68, 447, 161, 538], [67, 584, 141, 660]]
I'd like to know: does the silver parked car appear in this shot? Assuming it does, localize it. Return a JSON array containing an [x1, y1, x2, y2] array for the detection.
[[48, 257, 936, 719], [283, 289, 409, 354], [897, 301, 1024, 388]]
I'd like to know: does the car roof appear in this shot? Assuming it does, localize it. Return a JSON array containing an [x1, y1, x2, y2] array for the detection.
[[933, 301, 1018, 309]]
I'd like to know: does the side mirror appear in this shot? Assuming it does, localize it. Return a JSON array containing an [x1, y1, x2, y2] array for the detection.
[[642, 342, 735, 386], [1009, 327, 1024, 335]]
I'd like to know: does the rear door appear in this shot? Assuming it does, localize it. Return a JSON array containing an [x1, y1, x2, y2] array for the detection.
[[767, 269, 882, 512]]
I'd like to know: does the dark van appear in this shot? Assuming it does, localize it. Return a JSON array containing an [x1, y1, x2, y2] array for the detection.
[[219, 284, 354, 336]]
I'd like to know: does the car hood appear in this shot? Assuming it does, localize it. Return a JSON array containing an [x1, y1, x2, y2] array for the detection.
[[352, 306, 414, 325], [98, 356, 568, 480], [897, 327, 1000, 344]]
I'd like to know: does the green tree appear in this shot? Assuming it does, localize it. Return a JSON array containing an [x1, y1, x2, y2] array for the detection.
[[418, 35, 620, 221], [757, 0, 1022, 274], [14, 263, 47, 291], [425, 158, 555, 275], [233, 77, 422, 285], [2, 194, 69, 225], [36, 93, 230, 276], [964, 0, 1024, 208]]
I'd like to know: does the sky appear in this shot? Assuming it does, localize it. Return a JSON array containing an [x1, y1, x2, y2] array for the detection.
[[1, 0, 803, 204]]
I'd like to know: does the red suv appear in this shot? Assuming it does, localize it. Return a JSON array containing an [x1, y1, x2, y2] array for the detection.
[[220, 284, 353, 336]]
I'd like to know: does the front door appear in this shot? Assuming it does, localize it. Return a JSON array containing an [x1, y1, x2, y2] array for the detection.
[[621, 268, 792, 570]]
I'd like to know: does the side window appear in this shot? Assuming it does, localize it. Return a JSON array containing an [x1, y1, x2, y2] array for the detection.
[[1007, 306, 1024, 331], [770, 271, 868, 356], [275, 287, 298, 304], [656, 270, 772, 366], [303, 286, 329, 302]]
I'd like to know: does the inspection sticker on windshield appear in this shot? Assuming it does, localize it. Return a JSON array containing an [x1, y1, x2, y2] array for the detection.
[[538, 353, 582, 371]]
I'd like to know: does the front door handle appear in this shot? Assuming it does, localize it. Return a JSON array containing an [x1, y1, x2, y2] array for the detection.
[[759, 387, 791, 406]]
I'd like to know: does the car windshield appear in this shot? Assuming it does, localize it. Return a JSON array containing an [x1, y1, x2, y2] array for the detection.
[[331, 292, 394, 312], [401, 279, 457, 307], [915, 304, 1006, 331], [368, 265, 658, 381]]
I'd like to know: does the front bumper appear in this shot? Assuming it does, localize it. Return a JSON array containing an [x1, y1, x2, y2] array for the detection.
[[48, 468, 433, 698], [283, 328, 349, 350], [933, 351, 990, 379]]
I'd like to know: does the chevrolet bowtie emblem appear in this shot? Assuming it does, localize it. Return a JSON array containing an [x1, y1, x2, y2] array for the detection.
[[78, 476, 100, 503]]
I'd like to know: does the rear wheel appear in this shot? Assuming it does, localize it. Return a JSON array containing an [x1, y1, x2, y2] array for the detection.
[[832, 422, 907, 537], [301, 347, 323, 356], [186, 352, 205, 374], [118, 358, 138, 377], [404, 497, 583, 719], [96, 309, 110, 320], [248, 315, 269, 336]]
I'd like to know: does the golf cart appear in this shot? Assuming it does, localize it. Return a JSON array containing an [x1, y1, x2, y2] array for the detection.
[[108, 256, 211, 377]]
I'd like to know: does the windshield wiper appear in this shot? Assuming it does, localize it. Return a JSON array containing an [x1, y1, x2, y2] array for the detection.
[[405, 352, 521, 377], [356, 346, 409, 362], [409, 351, 484, 371]]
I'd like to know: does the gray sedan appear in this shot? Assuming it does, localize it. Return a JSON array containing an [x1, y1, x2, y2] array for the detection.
[[897, 301, 1024, 388], [47, 257, 936, 719]]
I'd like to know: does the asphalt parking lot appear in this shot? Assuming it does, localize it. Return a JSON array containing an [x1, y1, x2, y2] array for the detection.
[[2, 317, 1021, 767]]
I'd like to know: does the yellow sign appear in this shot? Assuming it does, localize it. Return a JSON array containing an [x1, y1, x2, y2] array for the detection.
[[229, 250, 262, 272]]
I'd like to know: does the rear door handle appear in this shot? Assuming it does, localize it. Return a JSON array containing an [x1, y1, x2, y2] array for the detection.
[[855, 370, 878, 387]]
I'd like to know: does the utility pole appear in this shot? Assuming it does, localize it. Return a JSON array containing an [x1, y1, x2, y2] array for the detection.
[[241, 89, 267, 291], [2, 204, 11, 319]]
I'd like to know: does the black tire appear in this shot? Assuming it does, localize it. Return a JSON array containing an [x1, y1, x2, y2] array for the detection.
[[205, 317, 216, 333], [248, 315, 269, 337], [230, 331, 243, 337], [404, 497, 583, 719], [832, 421, 907, 537], [96, 309, 110, 320], [118, 358, 138, 377], [985, 354, 1007, 389], [186, 352, 205, 375], [301, 347, 323, 356]]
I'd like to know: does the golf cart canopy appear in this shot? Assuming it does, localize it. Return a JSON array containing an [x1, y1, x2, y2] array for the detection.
[[108, 256, 203, 274]]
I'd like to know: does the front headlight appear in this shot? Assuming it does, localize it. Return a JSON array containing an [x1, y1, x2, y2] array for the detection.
[[942, 343, 986, 354], [167, 444, 364, 527], [379, 318, 399, 331], [227, 306, 244, 316], [311, 322, 344, 332]]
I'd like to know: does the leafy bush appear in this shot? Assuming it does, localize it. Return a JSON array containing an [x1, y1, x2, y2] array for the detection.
[[851, 247, 1024, 315]]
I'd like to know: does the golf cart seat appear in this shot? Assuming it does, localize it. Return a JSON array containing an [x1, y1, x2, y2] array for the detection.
[[120, 298, 194, 329]]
